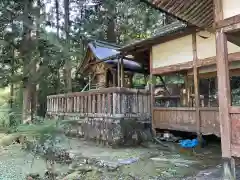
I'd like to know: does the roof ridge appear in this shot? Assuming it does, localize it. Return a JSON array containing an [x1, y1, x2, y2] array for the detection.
[[90, 40, 121, 49]]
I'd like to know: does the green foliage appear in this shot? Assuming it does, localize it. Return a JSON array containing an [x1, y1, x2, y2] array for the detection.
[[0, 0, 168, 119]]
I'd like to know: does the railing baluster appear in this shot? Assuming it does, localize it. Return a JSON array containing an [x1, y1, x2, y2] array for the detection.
[[107, 93, 112, 114], [88, 94, 92, 114], [80, 96, 83, 114], [85, 95, 87, 114], [91, 94, 95, 114]]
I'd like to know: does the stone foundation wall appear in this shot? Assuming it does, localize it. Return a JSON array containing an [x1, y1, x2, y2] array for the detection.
[[47, 114, 152, 147]]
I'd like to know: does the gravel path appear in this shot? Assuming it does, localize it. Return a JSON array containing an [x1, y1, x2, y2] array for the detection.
[[0, 145, 47, 180]]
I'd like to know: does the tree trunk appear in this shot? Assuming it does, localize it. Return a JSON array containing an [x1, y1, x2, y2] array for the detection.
[[106, 18, 116, 43], [54, 0, 61, 94], [30, 0, 42, 122], [9, 31, 15, 126], [8, 12, 15, 126], [22, 0, 33, 123], [106, 1, 116, 43], [55, 0, 60, 38], [64, 0, 72, 92]]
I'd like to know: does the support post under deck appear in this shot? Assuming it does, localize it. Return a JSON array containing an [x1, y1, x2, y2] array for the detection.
[[117, 58, 120, 87], [214, 0, 236, 178], [216, 30, 235, 179], [192, 33, 201, 142], [120, 57, 124, 87]]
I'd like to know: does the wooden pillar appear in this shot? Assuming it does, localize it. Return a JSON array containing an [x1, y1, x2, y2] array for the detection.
[[185, 75, 191, 107], [120, 57, 124, 87], [192, 33, 201, 141], [112, 69, 116, 86], [150, 74, 156, 136], [216, 31, 231, 157], [208, 79, 211, 107], [150, 48, 156, 136], [214, 0, 235, 178], [216, 30, 236, 179], [117, 58, 120, 87], [88, 73, 91, 90]]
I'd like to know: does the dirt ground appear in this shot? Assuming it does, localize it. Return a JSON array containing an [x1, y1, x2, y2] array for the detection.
[[0, 135, 227, 180]]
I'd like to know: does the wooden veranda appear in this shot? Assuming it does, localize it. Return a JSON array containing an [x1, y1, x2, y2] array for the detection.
[[47, 0, 240, 176], [140, 0, 240, 177]]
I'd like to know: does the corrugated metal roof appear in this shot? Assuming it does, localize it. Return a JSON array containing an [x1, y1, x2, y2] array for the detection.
[[143, 0, 214, 28]]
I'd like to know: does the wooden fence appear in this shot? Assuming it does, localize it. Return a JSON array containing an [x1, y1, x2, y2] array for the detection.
[[47, 87, 151, 119]]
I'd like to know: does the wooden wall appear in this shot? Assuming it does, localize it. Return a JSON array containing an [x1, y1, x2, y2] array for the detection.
[[222, 0, 240, 19], [196, 31, 240, 59], [229, 108, 240, 157], [152, 107, 220, 136], [151, 31, 240, 70], [152, 35, 193, 68]]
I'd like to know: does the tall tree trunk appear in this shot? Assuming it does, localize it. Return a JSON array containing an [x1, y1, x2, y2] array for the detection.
[[22, 0, 32, 123], [30, 0, 42, 121], [9, 19, 15, 127], [106, 1, 116, 43], [106, 18, 116, 43], [64, 0, 72, 92], [54, 0, 60, 94], [55, 0, 60, 38]]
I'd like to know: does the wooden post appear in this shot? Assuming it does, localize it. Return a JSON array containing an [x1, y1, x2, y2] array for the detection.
[[186, 76, 191, 107], [192, 33, 201, 141], [117, 58, 120, 87], [214, 0, 235, 178], [112, 69, 116, 86], [216, 31, 231, 157], [216, 30, 236, 179], [88, 73, 91, 90], [150, 48, 156, 136], [150, 74, 156, 136], [120, 57, 124, 87]]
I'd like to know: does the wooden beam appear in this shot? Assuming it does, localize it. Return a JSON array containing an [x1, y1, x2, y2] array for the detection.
[[216, 30, 231, 158], [222, 22, 240, 33], [192, 33, 201, 140], [151, 52, 240, 75], [152, 61, 193, 74], [215, 14, 240, 30]]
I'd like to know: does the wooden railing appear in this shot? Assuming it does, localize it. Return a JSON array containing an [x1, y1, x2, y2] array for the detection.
[[47, 87, 151, 119]]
